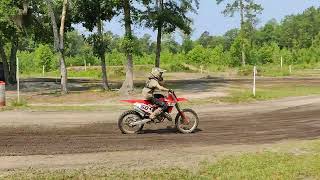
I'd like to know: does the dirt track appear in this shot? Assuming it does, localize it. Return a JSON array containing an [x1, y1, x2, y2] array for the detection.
[[1, 97, 320, 157], [1, 77, 320, 171]]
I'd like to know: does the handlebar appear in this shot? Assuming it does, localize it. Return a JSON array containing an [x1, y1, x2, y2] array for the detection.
[[168, 90, 178, 100]]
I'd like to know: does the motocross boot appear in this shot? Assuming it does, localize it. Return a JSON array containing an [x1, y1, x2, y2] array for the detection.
[[163, 112, 173, 121], [150, 108, 163, 120]]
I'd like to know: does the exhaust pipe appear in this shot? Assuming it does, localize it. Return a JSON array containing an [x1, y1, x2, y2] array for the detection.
[[130, 119, 152, 126]]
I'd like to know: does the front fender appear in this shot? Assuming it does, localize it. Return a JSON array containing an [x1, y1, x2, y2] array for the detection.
[[177, 98, 187, 102], [174, 108, 198, 124]]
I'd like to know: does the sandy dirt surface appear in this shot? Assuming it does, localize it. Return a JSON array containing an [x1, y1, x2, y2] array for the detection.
[[0, 95, 320, 171]]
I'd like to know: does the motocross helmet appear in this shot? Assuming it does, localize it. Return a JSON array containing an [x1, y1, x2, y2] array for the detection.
[[150, 67, 166, 81]]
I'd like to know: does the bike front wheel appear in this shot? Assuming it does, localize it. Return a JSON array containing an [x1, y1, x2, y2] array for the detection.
[[175, 109, 199, 134]]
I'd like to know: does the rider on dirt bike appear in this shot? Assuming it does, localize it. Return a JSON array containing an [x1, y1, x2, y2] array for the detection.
[[119, 69, 199, 134], [142, 68, 172, 120]]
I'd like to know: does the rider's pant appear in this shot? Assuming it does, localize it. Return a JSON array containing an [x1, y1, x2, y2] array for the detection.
[[147, 97, 168, 111]]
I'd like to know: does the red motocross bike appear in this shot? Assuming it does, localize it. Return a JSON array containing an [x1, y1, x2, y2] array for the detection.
[[118, 91, 199, 134]]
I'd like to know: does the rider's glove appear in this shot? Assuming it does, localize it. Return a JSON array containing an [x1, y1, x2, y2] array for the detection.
[[168, 89, 174, 93]]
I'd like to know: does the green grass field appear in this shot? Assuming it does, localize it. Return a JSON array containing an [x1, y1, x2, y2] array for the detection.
[[224, 85, 320, 103], [182, 84, 320, 107]]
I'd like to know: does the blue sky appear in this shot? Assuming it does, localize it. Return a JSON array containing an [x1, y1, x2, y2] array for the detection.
[[77, 0, 320, 40]]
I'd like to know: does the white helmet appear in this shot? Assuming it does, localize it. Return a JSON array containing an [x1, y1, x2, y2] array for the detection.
[[150, 67, 166, 80]]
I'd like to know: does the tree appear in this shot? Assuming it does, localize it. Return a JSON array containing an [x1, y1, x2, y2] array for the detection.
[[141, 0, 199, 67], [162, 34, 180, 54], [46, 0, 69, 94], [198, 31, 211, 48], [119, 0, 136, 94], [254, 19, 280, 47], [197, 31, 227, 49], [223, 28, 239, 50], [0, 0, 32, 84], [279, 7, 320, 49], [73, 0, 119, 90], [34, 44, 54, 72], [65, 31, 85, 57], [181, 34, 194, 53], [216, 0, 263, 66], [154, 0, 164, 67], [138, 34, 153, 54]]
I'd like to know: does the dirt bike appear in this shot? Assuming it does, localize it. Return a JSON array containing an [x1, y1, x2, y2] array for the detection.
[[118, 91, 199, 134]]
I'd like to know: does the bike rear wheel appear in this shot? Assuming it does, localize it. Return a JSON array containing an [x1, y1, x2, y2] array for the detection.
[[175, 109, 199, 134], [118, 110, 144, 134]]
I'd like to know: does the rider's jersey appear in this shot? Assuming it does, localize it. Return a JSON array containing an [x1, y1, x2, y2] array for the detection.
[[142, 78, 168, 99]]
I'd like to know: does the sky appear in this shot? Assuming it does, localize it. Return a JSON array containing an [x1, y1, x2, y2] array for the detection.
[[76, 0, 320, 41]]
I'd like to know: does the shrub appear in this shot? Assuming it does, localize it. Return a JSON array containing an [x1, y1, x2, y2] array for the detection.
[[107, 50, 126, 66], [34, 44, 55, 71], [10, 99, 28, 107], [238, 65, 255, 76], [186, 45, 211, 66], [18, 51, 36, 73]]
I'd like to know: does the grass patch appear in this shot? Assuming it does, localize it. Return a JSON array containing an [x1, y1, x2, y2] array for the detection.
[[184, 84, 320, 105], [9, 99, 29, 107], [4, 145, 320, 179], [198, 152, 320, 180], [236, 64, 320, 77], [258, 65, 291, 77], [225, 85, 320, 103]]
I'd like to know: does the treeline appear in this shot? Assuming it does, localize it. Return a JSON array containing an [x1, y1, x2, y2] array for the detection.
[[0, 0, 199, 93], [1, 0, 320, 94], [20, 6, 320, 71]]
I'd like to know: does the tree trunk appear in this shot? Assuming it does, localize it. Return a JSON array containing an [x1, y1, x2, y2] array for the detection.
[[46, 0, 68, 94], [240, 0, 244, 26], [155, 0, 163, 68], [97, 19, 109, 90], [46, 0, 60, 51], [155, 25, 162, 68], [241, 44, 246, 66], [9, 35, 18, 84], [58, 0, 68, 94], [22, 0, 29, 15], [119, 0, 134, 94], [0, 41, 10, 84], [239, 0, 246, 66]]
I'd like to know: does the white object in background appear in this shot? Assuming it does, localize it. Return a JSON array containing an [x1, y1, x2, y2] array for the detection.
[[0, 81, 5, 106], [289, 65, 292, 74], [253, 66, 256, 97], [16, 57, 20, 103], [84, 59, 87, 71]]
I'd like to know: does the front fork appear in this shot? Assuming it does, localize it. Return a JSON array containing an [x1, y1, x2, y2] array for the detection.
[[175, 102, 190, 125]]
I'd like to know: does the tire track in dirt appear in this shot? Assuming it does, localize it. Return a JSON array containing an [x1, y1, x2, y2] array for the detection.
[[1, 103, 319, 156]]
